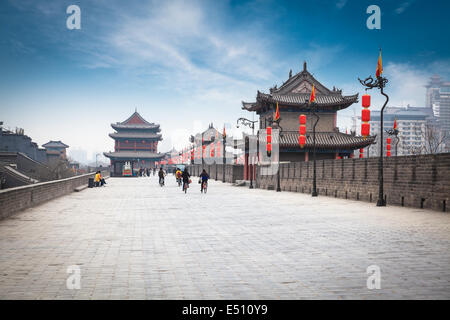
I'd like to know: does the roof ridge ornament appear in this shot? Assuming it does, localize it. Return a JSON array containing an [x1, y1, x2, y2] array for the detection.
[[303, 61, 307, 72]]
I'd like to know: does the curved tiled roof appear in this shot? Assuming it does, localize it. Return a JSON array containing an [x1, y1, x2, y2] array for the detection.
[[103, 151, 165, 159], [257, 92, 358, 109], [109, 132, 162, 139], [241, 62, 358, 112], [259, 131, 375, 149], [111, 123, 161, 130], [42, 140, 69, 148]]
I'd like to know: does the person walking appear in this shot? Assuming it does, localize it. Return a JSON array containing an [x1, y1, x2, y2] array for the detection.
[[158, 167, 165, 186]]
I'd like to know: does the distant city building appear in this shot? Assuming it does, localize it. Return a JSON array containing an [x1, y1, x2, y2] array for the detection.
[[104, 111, 164, 176], [0, 126, 47, 163], [42, 141, 69, 163], [425, 75, 450, 151], [68, 148, 88, 164], [362, 105, 445, 156]]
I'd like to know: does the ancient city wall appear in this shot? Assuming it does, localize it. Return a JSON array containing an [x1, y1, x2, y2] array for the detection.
[[189, 153, 449, 212], [188, 164, 244, 184], [255, 153, 450, 212], [0, 171, 108, 220]]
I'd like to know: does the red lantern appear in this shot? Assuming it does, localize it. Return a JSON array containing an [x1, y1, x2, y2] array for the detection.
[[361, 123, 370, 137], [210, 143, 214, 157], [359, 148, 364, 159], [266, 126, 272, 156], [266, 126, 272, 135], [387, 151, 391, 157], [387, 144, 391, 151], [387, 137, 391, 144], [299, 125, 306, 135], [299, 135, 306, 148], [361, 109, 370, 122], [361, 94, 371, 139], [267, 135, 272, 143], [362, 94, 371, 108], [299, 114, 306, 125], [267, 143, 272, 153]]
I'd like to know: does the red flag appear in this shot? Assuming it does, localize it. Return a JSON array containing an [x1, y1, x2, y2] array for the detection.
[[309, 84, 316, 103], [223, 126, 226, 138], [274, 102, 280, 121], [393, 118, 398, 130], [376, 49, 383, 77]]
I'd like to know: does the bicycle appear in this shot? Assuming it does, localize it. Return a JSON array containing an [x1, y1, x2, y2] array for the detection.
[[201, 180, 208, 193], [183, 181, 189, 193]]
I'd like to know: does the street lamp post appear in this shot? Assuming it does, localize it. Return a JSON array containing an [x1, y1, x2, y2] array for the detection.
[[237, 118, 258, 189], [267, 116, 283, 192], [222, 128, 226, 183], [359, 75, 389, 206], [305, 101, 320, 197]]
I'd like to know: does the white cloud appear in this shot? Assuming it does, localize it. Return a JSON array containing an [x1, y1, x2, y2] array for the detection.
[[336, 0, 348, 9], [395, 1, 414, 14]]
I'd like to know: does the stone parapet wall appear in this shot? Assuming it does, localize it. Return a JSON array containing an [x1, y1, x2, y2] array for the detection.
[[187, 164, 244, 183], [0, 171, 109, 220], [255, 153, 450, 212]]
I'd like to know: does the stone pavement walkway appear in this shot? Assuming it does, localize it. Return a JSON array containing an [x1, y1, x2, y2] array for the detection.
[[0, 176, 449, 299]]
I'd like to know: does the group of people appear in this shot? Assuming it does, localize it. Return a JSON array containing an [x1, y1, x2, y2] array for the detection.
[[94, 171, 106, 187], [159, 167, 210, 193], [137, 167, 157, 177], [137, 168, 151, 177]]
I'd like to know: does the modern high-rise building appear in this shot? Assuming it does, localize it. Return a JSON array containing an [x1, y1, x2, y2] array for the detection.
[[425, 75, 450, 151], [359, 105, 444, 157]]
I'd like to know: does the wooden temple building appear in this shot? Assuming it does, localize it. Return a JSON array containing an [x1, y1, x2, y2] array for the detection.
[[104, 111, 164, 176], [242, 62, 375, 162]]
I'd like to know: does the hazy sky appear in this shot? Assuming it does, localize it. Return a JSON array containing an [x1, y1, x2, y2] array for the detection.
[[1, 0, 449, 158]]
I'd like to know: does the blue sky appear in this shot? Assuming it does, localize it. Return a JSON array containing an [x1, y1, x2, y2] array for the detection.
[[1, 0, 449, 158]]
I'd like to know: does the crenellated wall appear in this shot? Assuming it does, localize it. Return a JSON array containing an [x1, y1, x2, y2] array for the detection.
[[187, 164, 244, 184], [255, 153, 450, 212], [186, 154, 450, 212]]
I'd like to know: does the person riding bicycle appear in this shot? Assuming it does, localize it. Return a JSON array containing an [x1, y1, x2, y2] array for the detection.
[[181, 168, 191, 192], [175, 168, 182, 186], [158, 167, 165, 185], [199, 169, 209, 193]]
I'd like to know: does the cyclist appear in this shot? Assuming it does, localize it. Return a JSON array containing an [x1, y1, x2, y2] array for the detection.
[[175, 168, 182, 187], [181, 168, 191, 193], [158, 167, 165, 186], [199, 169, 209, 193]]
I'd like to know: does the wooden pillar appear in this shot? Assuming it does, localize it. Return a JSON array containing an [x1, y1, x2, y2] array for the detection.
[[305, 152, 309, 162]]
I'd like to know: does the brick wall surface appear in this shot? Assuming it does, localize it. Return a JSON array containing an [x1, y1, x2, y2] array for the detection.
[[187, 164, 244, 183], [255, 153, 450, 212], [0, 171, 109, 220], [187, 154, 450, 212]]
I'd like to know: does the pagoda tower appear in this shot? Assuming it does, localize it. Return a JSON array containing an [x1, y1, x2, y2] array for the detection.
[[104, 111, 164, 176], [242, 62, 375, 161]]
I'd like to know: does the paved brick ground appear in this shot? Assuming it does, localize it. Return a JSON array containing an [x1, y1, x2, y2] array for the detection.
[[0, 176, 449, 299]]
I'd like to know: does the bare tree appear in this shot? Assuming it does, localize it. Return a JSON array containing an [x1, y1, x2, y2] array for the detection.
[[407, 123, 447, 155]]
